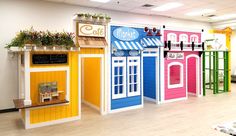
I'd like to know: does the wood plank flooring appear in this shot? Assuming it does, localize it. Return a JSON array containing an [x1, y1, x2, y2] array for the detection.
[[1, 84, 236, 136]]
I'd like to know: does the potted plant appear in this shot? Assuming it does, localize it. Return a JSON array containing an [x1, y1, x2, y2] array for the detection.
[[85, 13, 92, 21], [6, 28, 75, 51], [92, 14, 99, 22], [99, 14, 105, 23], [105, 15, 111, 23], [77, 13, 85, 20]]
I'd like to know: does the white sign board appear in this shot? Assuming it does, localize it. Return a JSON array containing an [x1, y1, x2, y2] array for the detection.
[[167, 52, 184, 60], [78, 23, 105, 37]]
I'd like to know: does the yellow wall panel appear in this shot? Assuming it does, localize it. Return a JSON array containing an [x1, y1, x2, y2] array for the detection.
[[79, 48, 104, 54], [28, 48, 104, 124], [29, 52, 79, 124], [83, 58, 101, 108], [30, 71, 66, 104]]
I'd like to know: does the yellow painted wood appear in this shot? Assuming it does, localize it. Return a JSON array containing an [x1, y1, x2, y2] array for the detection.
[[29, 52, 79, 124], [83, 58, 101, 108], [28, 47, 104, 125], [79, 48, 104, 54], [30, 71, 66, 103]]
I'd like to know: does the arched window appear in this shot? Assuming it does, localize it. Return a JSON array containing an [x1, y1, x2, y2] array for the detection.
[[179, 34, 188, 43], [167, 33, 177, 43], [190, 35, 199, 43], [168, 62, 183, 88]]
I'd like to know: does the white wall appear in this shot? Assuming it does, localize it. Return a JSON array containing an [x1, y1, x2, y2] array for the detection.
[[0, 0, 211, 110]]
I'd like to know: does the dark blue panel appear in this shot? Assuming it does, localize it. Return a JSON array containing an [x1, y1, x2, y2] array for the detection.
[[119, 86, 123, 94], [115, 67, 118, 75], [119, 76, 123, 84], [115, 86, 118, 94], [115, 76, 118, 84], [143, 57, 157, 99], [111, 96, 142, 110], [119, 67, 123, 75]]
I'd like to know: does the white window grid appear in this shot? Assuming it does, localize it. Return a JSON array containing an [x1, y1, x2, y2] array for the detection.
[[112, 57, 127, 99], [179, 34, 188, 43], [127, 57, 140, 97], [190, 35, 199, 43], [167, 33, 177, 43]]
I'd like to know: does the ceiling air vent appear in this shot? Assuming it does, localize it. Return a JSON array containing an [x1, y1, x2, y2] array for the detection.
[[142, 4, 155, 8], [206, 14, 216, 17]]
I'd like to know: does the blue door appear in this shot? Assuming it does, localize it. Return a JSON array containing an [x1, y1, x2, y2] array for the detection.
[[143, 57, 157, 100]]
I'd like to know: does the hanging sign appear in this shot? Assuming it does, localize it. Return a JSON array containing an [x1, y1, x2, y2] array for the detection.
[[129, 50, 139, 56], [113, 27, 139, 41], [32, 54, 68, 64], [78, 23, 105, 37], [167, 52, 184, 60], [114, 50, 125, 57]]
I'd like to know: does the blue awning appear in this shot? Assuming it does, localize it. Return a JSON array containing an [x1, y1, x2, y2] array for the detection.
[[141, 38, 163, 47], [112, 41, 144, 50]]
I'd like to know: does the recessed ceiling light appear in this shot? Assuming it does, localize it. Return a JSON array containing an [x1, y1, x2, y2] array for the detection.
[[152, 2, 183, 11], [185, 9, 215, 16], [90, 0, 110, 3], [210, 14, 236, 20]]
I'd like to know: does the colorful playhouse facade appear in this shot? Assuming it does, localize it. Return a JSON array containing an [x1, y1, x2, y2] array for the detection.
[[110, 25, 144, 112], [162, 29, 204, 103], [141, 28, 164, 104]]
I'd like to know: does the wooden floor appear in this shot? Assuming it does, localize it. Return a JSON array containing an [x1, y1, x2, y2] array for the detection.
[[1, 85, 236, 136]]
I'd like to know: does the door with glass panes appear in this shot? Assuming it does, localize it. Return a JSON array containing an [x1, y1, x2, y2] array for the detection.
[[111, 56, 141, 109]]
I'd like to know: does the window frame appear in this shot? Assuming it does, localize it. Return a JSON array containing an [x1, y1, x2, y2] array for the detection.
[[112, 57, 127, 99], [127, 56, 141, 97], [179, 34, 188, 43], [167, 33, 177, 43], [190, 34, 199, 43], [167, 62, 184, 89]]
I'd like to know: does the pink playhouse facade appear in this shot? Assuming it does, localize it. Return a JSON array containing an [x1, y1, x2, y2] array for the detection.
[[162, 29, 204, 102]]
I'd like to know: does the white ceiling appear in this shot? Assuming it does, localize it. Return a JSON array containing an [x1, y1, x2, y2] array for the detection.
[[44, 0, 236, 23]]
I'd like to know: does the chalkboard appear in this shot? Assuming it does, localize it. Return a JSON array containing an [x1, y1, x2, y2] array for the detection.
[[32, 54, 68, 64]]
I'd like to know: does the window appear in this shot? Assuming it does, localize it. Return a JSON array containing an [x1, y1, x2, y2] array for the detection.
[[112, 57, 126, 99], [190, 35, 199, 43], [168, 62, 183, 89], [167, 33, 177, 43], [127, 57, 140, 97], [179, 34, 188, 43]]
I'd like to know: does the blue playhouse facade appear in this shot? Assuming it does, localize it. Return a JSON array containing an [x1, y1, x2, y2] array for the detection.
[[141, 33, 163, 103], [110, 25, 163, 112]]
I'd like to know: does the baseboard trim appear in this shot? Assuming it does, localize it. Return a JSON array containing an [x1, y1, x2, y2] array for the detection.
[[0, 108, 18, 113]]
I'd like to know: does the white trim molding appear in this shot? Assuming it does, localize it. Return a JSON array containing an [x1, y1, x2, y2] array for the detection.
[[167, 62, 184, 89], [161, 97, 187, 104], [78, 54, 107, 116], [109, 105, 143, 114], [127, 56, 141, 97], [111, 57, 127, 99]]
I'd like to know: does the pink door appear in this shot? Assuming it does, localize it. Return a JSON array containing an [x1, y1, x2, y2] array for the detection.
[[187, 57, 197, 95]]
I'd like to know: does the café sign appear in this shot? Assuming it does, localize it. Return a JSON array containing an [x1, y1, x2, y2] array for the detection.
[[78, 23, 105, 37]]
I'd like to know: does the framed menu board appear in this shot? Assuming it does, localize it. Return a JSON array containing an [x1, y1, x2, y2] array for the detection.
[[32, 54, 68, 64]]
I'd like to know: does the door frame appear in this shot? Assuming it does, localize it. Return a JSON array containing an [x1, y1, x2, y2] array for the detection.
[[186, 54, 201, 97], [78, 54, 105, 116], [142, 48, 159, 104]]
